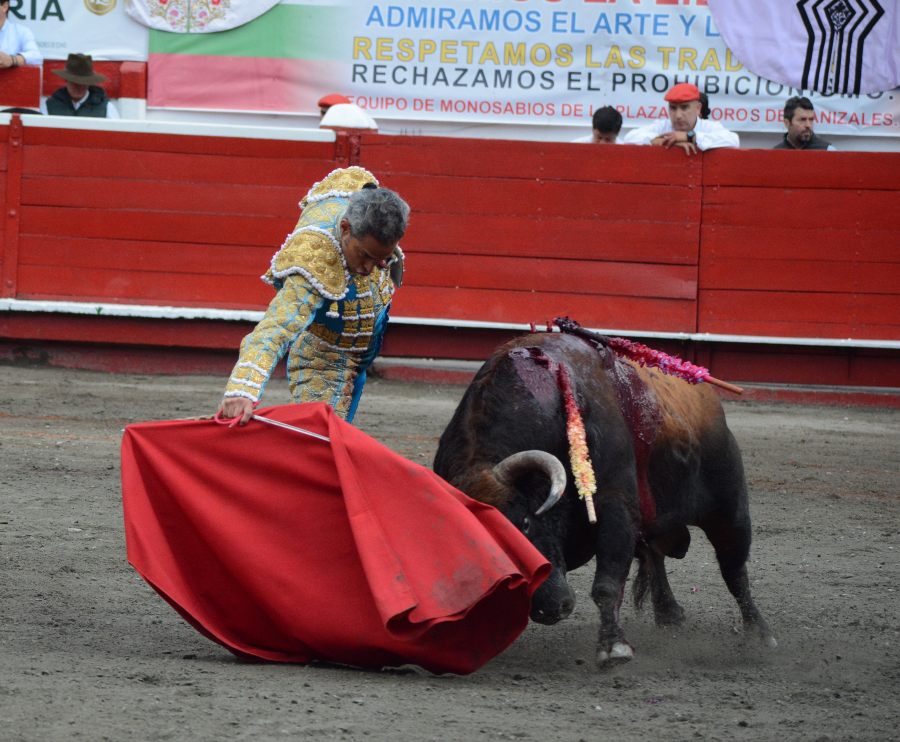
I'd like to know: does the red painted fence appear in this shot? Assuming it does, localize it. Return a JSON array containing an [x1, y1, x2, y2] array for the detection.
[[1, 117, 897, 387]]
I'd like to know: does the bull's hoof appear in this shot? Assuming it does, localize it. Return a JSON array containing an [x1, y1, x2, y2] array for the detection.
[[596, 641, 634, 668], [654, 604, 686, 627], [744, 619, 777, 649], [755, 630, 777, 649]]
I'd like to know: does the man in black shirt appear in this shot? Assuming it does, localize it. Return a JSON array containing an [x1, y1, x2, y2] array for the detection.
[[773, 96, 834, 151], [44, 53, 119, 118]]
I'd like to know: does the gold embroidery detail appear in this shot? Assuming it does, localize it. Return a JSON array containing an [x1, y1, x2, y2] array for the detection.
[[264, 230, 347, 298], [307, 324, 341, 346], [300, 166, 379, 209], [294, 200, 345, 232]]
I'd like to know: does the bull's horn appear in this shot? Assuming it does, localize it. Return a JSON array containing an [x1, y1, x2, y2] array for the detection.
[[492, 451, 567, 516]]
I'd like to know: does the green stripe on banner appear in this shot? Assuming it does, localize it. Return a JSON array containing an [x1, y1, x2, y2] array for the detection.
[[148, 5, 346, 60]]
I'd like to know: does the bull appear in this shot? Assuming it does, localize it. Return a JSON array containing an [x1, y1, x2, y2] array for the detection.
[[433, 329, 776, 667]]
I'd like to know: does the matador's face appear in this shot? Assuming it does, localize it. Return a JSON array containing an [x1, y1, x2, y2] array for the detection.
[[339, 219, 396, 277]]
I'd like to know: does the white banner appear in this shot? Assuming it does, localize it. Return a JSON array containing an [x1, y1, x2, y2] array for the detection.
[[337, 0, 899, 137], [8, 0, 899, 137], [7, 0, 148, 61]]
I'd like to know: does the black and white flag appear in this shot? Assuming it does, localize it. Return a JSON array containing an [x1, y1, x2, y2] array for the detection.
[[708, 0, 899, 95]]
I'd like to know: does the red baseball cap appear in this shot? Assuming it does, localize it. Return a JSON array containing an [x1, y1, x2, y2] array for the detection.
[[318, 93, 352, 108], [664, 83, 701, 103]]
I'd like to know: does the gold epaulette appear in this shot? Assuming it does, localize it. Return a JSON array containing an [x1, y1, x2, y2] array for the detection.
[[299, 166, 379, 210], [262, 228, 350, 300]]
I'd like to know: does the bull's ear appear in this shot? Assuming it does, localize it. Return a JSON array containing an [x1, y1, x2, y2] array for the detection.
[[453, 467, 513, 508]]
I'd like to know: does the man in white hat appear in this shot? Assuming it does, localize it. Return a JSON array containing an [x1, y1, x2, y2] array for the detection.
[[42, 53, 120, 118], [0, 0, 41, 69]]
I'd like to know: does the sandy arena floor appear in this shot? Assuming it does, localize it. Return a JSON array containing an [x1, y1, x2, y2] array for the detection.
[[1, 365, 898, 741]]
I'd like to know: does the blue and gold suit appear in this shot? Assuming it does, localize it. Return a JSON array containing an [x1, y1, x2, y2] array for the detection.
[[224, 167, 402, 423]]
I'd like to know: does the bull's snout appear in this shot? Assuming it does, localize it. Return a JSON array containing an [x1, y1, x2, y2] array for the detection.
[[530, 570, 575, 624], [530, 594, 575, 625]]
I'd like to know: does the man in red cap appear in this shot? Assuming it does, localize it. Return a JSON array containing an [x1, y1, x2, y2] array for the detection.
[[623, 82, 738, 154], [318, 93, 351, 117]]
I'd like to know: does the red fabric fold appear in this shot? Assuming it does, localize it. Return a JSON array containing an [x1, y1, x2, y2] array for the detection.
[[121, 403, 549, 674]]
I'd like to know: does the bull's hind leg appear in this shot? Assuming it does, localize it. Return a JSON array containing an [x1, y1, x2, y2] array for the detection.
[[634, 527, 690, 627], [702, 517, 777, 648]]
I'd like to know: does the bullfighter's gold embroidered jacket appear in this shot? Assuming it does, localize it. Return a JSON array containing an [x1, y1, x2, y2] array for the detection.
[[223, 166, 402, 422]]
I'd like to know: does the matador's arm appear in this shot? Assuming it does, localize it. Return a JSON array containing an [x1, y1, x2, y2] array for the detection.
[[223, 275, 325, 404]]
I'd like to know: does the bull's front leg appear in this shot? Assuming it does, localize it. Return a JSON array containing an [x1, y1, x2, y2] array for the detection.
[[590, 496, 638, 667]]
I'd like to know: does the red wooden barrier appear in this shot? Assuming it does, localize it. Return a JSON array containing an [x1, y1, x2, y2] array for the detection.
[[700, 150, 900, 341], [0, 122, 6, 289], [0, 120, 897, 387], [12, 125, 342, 308], [0, 66, 41, 110], [365, 134, 702, 332]]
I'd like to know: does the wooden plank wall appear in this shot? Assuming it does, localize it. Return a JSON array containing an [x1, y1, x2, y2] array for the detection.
[[700, 151, 900, 340], [363, 134, 701, 333], [0, 124, 7, 289], [12, 127, 342, 309], [1, 122, 898, 366]]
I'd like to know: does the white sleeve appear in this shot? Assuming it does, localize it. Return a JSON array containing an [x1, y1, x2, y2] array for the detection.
[[622, 121, 666, 145], [695, 121, 740, 150], [18, 26, 42, 66], [105, 100, 120, 119]]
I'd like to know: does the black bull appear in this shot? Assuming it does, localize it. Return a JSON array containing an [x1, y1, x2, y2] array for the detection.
[[434, 333, 776, 666]]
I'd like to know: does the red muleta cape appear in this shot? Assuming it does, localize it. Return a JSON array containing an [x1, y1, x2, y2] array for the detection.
[[120, 402, 549, 675]]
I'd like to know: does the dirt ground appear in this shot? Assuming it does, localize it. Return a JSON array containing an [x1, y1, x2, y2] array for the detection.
[[1, 364, 898, 741]]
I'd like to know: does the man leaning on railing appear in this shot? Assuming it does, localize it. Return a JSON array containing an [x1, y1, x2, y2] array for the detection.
[[0, 0, 42, 70]]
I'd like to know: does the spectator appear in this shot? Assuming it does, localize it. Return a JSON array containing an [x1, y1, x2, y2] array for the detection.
[[699, 92, 711, 120], [591, 106, 623, 144], [42, 53, 119, 118], [0, 0, 42, 69], [623, 83, 738, 155], [773, 96, 835, 151], [318, 93, 351, 117], [570, 105, 622, 143]]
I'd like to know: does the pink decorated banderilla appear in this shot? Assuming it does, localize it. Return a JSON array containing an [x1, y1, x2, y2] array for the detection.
[[552, 317, 744, 395]]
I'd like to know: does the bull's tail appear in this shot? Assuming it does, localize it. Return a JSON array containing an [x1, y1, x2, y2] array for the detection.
[[632, 554, 650, 612]]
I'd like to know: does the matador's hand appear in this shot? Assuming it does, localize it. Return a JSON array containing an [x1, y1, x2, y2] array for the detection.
[[217, 397, 254, 427]]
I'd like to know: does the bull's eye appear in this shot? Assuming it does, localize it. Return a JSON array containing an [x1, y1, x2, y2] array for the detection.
[[521, 516, 531, 535]]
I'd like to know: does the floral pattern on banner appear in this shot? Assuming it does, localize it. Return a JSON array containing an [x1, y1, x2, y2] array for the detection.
[[154, 0, 229, 33], [125, 0, 279, 33]]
